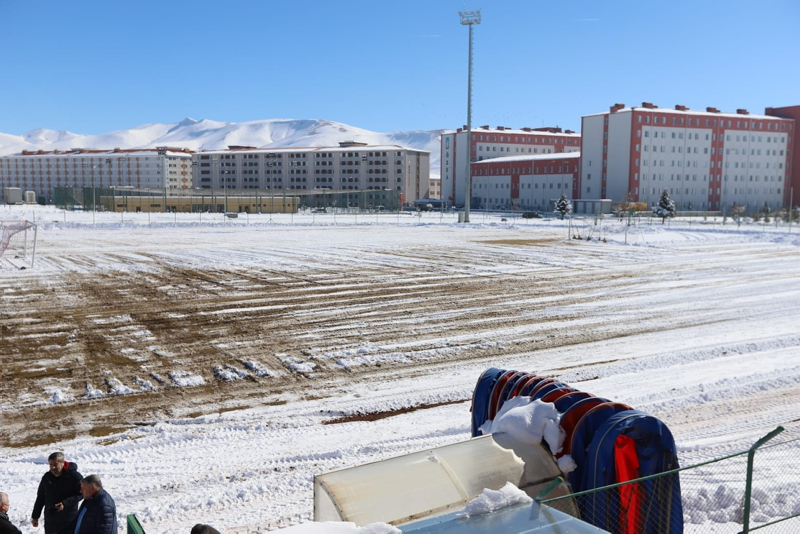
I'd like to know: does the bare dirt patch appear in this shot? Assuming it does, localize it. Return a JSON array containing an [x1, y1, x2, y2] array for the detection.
[[4, 232, 800, 449], [322, 399, 469, 425]]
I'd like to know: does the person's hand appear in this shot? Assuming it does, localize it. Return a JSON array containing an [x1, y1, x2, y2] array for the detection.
[[55, 502, 64, 512], [31, 519, 38, 527]]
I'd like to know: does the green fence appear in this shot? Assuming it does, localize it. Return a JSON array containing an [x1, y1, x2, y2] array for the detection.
[[542, 427, 800, 533]]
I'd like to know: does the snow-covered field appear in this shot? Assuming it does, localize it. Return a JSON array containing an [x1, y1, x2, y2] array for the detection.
[[1, 205, 799, 533]]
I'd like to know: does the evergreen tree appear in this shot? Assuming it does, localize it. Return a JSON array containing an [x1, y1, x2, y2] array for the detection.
[[730, 203, 745, 227], [653, 189, 676, 224], [554, 193, 572, 220]]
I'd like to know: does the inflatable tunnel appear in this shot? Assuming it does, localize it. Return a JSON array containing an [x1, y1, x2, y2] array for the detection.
[[470, 368, 683, 534]]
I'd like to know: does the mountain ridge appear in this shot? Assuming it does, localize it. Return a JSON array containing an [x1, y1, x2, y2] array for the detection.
[[0, 118, 447, 177]]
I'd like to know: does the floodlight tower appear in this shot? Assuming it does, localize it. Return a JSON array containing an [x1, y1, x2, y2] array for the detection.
[[459, 9, 480, 223]]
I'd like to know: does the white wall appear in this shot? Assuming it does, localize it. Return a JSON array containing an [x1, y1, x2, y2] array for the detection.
[[606, 112, 632, 203], [580, 115, 605, 199]]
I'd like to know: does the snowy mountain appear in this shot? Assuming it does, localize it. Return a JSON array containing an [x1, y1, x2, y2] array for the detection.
[[0, 118, 447, 178]]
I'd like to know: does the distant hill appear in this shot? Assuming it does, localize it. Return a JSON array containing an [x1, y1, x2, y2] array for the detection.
[[0, 118, 447, 178]]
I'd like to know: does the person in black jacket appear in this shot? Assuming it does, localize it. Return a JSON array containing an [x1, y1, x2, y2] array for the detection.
[[0, 493, 23, 534], [67, 475, 117, 534], [31, 452, 83, 534]]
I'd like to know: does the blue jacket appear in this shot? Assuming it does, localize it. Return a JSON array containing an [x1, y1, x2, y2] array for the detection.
[[66, 489, 117, 534]]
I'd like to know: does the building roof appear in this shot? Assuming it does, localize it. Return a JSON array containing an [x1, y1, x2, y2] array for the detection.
[[448, 127, 580, 137], [10, 148, 192, 157], [472, 152, 580, 165], [585, 104, 793, 122], [196, 145, 430, 155]]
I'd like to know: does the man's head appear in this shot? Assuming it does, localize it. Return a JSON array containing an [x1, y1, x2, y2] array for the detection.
[[48, 452, 65, 477], [80, 475, 102, 500], [0, 492, 9, 514], [191, 525, 221, 534]]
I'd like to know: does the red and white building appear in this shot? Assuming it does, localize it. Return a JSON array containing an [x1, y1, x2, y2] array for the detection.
[[440, 125, 580, 207], [580, 102, 795, 211], [765, 106, 800, 207], [471, 153, 580, 211]]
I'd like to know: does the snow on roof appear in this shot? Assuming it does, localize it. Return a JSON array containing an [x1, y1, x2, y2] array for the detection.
[[466, 127, 580, 137], [584, 106, 793, 121], [9, 149, 192, 157], [472, 152, 580, 165], [197, 145, 430, 155]]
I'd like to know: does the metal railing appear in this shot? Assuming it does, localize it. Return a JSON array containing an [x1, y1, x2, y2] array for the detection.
[[542, 427, 800, 533]]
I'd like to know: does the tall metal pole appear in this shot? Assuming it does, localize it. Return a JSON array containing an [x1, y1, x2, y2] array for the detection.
[[460, 9, 480, 223]]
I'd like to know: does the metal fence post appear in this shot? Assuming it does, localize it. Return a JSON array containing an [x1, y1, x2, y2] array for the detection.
[[741, 426, 784, 533]]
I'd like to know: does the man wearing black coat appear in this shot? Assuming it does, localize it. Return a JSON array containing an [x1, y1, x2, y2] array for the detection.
[[67, 475, 117, 534], [0, 493, 23, 534], [31, 452, 83, 534]]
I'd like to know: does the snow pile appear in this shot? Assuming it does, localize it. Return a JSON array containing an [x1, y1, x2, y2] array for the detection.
[[133, 377, 157, 391], [213, 364, 249, 381], [168, 370, 206, 388], [455, 481, 532, 518], [84, 384, 105, 399], [684, 484, 800, 526], [282, 356, 317, 374], [105, 377, 134, 395], [244, 360, 275, 378], [48, 388, 73, 404], [479, 396, 564, 454]]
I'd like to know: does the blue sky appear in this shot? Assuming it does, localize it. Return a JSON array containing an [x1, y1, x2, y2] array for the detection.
[[1, 0, 798, 135]]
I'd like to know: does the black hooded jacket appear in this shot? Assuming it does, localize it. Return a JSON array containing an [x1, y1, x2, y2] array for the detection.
[[31, 461, 83, 531]]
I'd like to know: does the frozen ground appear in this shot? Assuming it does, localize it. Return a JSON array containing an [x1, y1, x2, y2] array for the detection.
[[1, 205, 799, 533]]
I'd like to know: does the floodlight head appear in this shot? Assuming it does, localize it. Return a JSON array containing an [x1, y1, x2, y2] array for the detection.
[[459, 9, 481, 25]]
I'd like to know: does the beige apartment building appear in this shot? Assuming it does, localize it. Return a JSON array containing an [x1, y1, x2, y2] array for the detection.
[[192, 141, 431, 206], [0, 147, 193, 202]]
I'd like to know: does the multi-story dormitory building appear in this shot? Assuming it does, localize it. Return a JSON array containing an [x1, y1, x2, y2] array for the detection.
[[0, 142, 430, 207], [443, 104, 796, 213], [440, 126, 581, 207], [0, 147, 193, 202], [581, 103, 795, 211], [471, 153, 580, 211], [192, 142, 431, 204]]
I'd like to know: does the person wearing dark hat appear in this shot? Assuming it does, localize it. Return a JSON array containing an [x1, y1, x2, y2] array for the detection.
[[191, 525, 221, 534], [31, 452, 83, 534]]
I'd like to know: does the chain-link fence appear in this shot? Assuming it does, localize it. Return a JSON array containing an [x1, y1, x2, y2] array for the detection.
[[542, 427, 800, 533]]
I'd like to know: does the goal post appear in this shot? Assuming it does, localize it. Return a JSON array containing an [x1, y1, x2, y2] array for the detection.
[[0, 220, 37, 269]]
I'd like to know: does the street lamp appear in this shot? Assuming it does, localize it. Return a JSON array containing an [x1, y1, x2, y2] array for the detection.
[[459, 8, 481, 223]]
